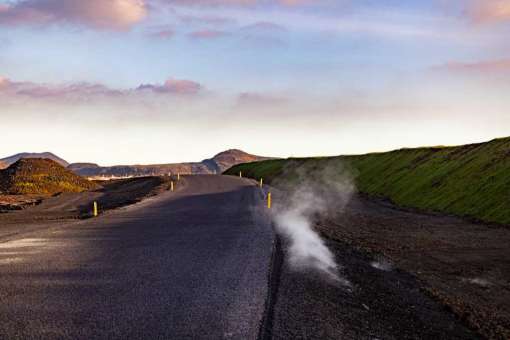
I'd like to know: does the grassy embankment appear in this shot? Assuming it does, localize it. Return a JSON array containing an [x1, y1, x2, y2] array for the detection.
[[225, 137, 510, 225]]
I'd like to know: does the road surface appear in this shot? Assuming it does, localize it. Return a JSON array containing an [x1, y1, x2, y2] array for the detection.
[[0, 175, 274, 339]]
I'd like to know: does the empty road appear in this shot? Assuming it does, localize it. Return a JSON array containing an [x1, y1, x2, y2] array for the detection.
[[0, 175, 274, 339]]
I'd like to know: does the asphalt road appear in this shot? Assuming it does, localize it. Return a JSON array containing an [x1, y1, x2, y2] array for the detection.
[[0, 175, 274, 339]]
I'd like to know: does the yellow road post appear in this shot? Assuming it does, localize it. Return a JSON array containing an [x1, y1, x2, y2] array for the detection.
[[93, 201, 98, 217], [267, 193, 272, 209], [170, 181, 174, 192], [259, 178, 263, 188]]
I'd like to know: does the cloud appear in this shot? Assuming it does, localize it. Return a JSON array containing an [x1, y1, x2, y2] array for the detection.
[[148, 28, 175, 38], [136, 78, 202, 94], [238, 92, 288, 106], [469, 0, 510, 23], [179, 14, 236, 26], [435, 59, 510, 74], [0, 77, 122, 98], [188, 29, 227, 39], [0, 76, 203, 100], [240, 21, 287, 32], [153, 0, 324, 7], [0, 0, 147, 30]]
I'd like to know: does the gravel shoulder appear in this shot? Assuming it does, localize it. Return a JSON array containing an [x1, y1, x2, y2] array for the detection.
[[270, 235, 479, 339], [315, 195, 510, 339], [0, 176, 172, 240]]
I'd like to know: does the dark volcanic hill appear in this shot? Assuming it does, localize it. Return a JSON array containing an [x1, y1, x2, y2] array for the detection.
[[0, 158, 98, 195], [68, 149, 271, 178], [1, 152, 69, 168]]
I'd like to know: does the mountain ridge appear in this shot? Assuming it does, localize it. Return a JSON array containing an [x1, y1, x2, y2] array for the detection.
[[1, 149, 271, 177], [67, 149, 271, 178]]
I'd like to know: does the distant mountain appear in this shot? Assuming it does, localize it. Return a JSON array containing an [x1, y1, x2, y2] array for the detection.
[[203, 149, 271, 173], [0, 158, 97, 195], [68, 149, 271, 178], [0, 152, 69, 168], [67, 163, 100, 172]]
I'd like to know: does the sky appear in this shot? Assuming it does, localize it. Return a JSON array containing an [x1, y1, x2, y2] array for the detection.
[[0, 0, 509, 165]]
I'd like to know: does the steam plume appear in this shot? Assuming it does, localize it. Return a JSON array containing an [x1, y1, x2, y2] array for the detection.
[[271, 160, 354, 285]]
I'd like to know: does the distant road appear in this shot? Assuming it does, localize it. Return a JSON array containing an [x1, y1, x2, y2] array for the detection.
[[0, 175, 274, 339]]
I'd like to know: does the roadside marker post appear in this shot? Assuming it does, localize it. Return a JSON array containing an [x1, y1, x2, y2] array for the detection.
[[239, 171, 242, 178], [170, 181, 174, 192], [177, 173, 180, 181], [267, 193, 272, 209], [93, 201, 98, 217], [259, 178, 263, 188]]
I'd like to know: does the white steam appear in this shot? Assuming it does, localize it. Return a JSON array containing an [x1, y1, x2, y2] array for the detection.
[[371, 258, 393, 271], [271, 161, 354, 285]]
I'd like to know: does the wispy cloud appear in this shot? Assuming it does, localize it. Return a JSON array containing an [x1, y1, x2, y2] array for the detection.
[[188, 29, 227, 39], [434, 58, 510, 74], [0, 0, 147, 30], [237, 92, 288, 106], [137, 78, 202, 94], [147, 28, 175, 38], [469, 0, 510, 23], [0, 76, 203, 100], [240, 21, 287, 32], [153, 0, 322, 7]]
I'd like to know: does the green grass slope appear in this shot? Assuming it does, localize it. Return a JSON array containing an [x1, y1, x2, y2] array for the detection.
[[225, 137, 510, 225], [0, 158, 98, 195]]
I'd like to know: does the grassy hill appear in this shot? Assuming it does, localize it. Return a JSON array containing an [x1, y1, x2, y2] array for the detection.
[[225, 137, 510, 225], [0, 158, 98, 195]]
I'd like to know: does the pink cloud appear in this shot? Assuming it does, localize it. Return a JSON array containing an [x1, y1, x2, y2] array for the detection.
[[0, 0, 147, 30], [469, 0, 510, 23], [179, 14, 236, 26], [188, 29, 227, 39], [436, 59, 510, 73], [277, 0, 315, 6], [0, 76, 203, 100], [149, 29, 175, 39], [0, 77, 122, 98], [159, 0, 257, 6], [136, 78, 202, 94], [155, 0, 319, 7], [240, 21, 287, 32]]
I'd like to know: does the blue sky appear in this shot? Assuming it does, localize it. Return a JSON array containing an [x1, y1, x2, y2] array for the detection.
[[0, 0, 509, 164]]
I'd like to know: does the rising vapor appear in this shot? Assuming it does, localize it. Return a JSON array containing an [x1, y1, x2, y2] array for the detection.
[[271, 160, 354, 285]]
